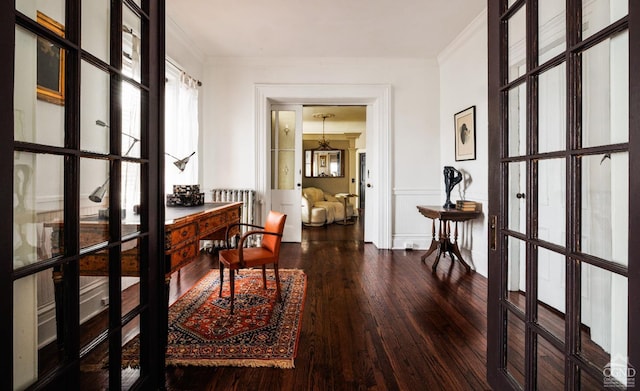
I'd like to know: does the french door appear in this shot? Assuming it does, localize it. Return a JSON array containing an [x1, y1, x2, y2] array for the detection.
[[487, 0, 639, 389], [2, 0, 166, 389], [270, 105, 303, 242]]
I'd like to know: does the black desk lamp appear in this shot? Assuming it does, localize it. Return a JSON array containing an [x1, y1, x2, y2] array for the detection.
[[166, 151, 195, 172], [89, 120, 140, 203]]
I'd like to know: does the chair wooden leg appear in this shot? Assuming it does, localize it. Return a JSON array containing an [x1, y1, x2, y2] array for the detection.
[[274, 264, 282, 302], [229, 269, 235, 314], [262, 265, 267, 289], [219, 263, 224, 297]]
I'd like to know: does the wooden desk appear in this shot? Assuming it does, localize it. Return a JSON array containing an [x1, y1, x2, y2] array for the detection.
[[49, 202, 242, 277], [162, 202, 242, 275], [416, 205, 481, 272], [49, 202, 242, 348]]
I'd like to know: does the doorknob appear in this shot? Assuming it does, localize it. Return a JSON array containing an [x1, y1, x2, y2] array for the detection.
[[516, 193, 526, 199], [366, 183, 372, 188], [296, 183, 301, 187]]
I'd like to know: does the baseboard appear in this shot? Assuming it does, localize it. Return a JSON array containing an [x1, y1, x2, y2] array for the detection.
[[37, 279, 109, 348]]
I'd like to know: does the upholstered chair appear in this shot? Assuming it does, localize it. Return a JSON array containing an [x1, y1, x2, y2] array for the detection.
[[218, 211, 287, 314]]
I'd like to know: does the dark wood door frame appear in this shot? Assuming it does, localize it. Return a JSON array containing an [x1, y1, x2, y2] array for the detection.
[[487, 0, 639, 389], [1, 1, 167, 388]]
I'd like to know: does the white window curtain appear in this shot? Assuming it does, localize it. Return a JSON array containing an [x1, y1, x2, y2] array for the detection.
[[165, 62, 199, 194], [122, 32, 141, 213]]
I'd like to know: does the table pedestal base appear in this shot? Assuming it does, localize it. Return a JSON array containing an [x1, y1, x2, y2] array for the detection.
[[420, 237, 470, 272], [420, 218, 471, 272]]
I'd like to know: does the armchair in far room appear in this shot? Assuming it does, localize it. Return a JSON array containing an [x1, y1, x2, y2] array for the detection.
[[301, 187, 354, 226]]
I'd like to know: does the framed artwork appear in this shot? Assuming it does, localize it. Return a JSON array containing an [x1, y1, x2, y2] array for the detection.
[[319, 155, 327, 167], [454, 106, 476, 161], [36, 11, 65, 105]]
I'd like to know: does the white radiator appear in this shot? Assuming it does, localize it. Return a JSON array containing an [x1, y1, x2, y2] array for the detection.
[[210, 189, 256, 249]]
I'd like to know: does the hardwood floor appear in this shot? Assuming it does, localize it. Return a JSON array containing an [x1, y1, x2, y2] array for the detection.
[[39, 213, 616, 389], [164, 215, 492, 390]]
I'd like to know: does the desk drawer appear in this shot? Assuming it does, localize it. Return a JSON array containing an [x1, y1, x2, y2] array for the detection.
[[226, 207, 240, 222], [198, 214, 226, 235], [169, 243, 198, 273], [166, 223, 197, 251], [79, 248, 140, 277]]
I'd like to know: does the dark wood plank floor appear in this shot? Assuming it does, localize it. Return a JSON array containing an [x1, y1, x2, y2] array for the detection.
[[41, 213, 614, 389], [164, 216, 492, 390]]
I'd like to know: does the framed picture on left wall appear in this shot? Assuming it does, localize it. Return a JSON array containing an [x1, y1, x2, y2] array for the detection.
[[36, 11, 65, 105], [454, 106, 476, 161]]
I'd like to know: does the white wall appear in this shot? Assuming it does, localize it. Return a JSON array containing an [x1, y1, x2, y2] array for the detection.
[[201, 57, 443, 245], [186, 10, 492, 265], [437, 9, 489, 276]]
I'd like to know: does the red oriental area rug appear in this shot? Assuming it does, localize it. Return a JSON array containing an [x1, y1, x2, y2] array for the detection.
[[125, 268, 306, 369]]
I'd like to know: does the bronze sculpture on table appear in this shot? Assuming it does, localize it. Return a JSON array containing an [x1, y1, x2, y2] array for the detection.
[[443, 166, 462, 209]]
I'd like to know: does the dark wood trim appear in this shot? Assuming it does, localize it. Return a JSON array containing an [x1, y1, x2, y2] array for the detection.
[[145, 0, 167, 387], [486, 0, 504, 389], [108, 2, 124, 389], [0, 2, 14, 389], [629, 0, 640, 377], [565, 0, 580, 387], [60, 1, 82, 387]]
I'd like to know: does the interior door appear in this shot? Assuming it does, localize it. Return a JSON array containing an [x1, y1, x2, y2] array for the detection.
[[487, 0, 638, 390], [5, 1, 165, 389], [363, 105, 377, 243], [270, 105, 302, 242]]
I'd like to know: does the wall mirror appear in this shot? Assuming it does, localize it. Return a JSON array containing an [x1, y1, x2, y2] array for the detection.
[[304, 149, 344, 177]]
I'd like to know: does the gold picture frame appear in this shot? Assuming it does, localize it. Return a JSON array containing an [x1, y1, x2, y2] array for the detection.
[[454, 106, 476, 161], [36, 11, 65, 105]]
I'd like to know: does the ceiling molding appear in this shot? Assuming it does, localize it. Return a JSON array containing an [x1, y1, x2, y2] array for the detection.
[[166, 15, 206, 65], [437, 7, 488, 66]]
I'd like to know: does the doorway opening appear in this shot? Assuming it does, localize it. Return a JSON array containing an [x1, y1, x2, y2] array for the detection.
[[255, 83, 392, 249], [301, 105, 365, 242]]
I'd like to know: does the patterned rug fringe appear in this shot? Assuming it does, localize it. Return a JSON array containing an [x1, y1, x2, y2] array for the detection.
[[166, 358, 295, 369]]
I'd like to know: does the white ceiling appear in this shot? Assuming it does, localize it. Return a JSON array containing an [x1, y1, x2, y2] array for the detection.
[[166, 0, 486, 58]]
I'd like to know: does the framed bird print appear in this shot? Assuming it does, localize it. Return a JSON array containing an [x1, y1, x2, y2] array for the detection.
[[454, 106, 476, 161]]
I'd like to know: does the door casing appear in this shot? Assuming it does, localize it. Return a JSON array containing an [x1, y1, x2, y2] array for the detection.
[[254, 84, 392, 248]]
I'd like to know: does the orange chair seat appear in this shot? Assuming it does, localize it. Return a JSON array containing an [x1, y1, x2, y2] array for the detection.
[[219, 247, 277, 269]]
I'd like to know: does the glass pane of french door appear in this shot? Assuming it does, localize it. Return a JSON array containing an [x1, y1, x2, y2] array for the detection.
[[269, 106, 302, 242], [271, 110, 296, 191], [488, 0, 633, 390]]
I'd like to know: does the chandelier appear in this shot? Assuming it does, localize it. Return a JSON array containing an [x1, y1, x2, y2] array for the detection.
[[312, 112, 335, 150]]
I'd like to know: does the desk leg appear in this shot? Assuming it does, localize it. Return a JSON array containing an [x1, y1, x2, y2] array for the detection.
[[421, 219, 439, 263]]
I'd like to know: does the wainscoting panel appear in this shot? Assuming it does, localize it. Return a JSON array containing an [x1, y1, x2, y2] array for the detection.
[[392, 188, 441, 250]]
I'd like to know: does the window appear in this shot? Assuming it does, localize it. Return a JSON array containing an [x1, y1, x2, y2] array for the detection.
[[164, 61, 199, 194]]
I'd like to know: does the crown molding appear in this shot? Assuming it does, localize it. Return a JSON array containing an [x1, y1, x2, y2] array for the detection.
[[437, 7, 488, 66], [166, 15, 206, 65]]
